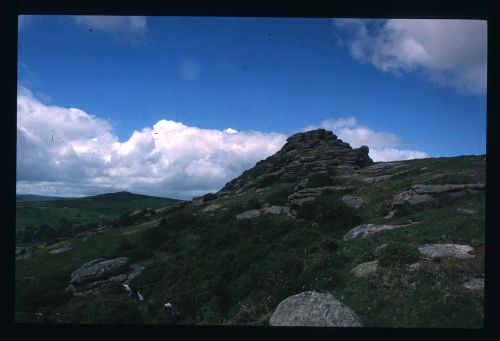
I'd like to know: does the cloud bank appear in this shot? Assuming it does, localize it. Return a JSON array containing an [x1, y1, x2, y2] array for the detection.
[[17, 87, 286, 199], [17, 89, 429, 198], [304, 117, 429, 162], [333, 19, 487, 95]]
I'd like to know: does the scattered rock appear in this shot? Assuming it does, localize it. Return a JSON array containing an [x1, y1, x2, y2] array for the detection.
[[129, 210, 141, 217], [418, 243, 475, 259], [269, 291, 364, 327], [456, 208, 478, 214], [235, 209, 261, 220], [260, 205, 291, 215], [384, 210, 396, 219], [235, 205, 294, 220], [350, 260, 378, 278], [362, 170, 409, 183], [48, 241, 73, 254], [343, 222, 418, 241], [66, 257, 141, 296], [342, 195, 364, 209], [463, 278, 484, 291], [391, 183, 485, 209], [374, 244, 388, 254], [155, 201, 190, 215], [288, 185, 355, 207], [219, 129, 373, 195], [408, 262, 422, 271], [202, 204, 223, 212]]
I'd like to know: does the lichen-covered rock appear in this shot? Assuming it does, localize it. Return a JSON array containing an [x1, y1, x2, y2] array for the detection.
[[463, 278, 484, 290], [65, 257, 141, 296], [418, 243, 475, 259], [343, 222, 417, 241], [219, 129, 372, 195], [342, 195, 364, 209], [350, 260, 378, 278], [202, 204, 223, 212], [288, 186, 354, 207], [391, 183, 485, 208], [69, 257, 131, 287], [269, 291, 363, 327], [235, 209, 261, 220], [47, 241, 73, 254], [456, 208, 478, 214], [155, 201, 190, 215]]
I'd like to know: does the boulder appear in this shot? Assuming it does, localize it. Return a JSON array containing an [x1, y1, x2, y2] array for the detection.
[[350, 260, 378, 278], [48, 241, 73, 254], [155, 201, 190, 215], [65, 257, 143, 296], [202, 204, 223, 212], [463, 278, 484, 290], [218, 129, 373, 195], [342, 195, 364, 209], [418, 243, 475, 259], [456, 208, 477, 214], [391, 183, 485, 208], [235, 209, 261, 220], [269, 291, 363, 327], [343, 222, 417, 241]]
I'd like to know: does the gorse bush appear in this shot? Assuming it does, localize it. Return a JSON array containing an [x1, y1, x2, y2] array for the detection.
[[377, 241, 420, 267]]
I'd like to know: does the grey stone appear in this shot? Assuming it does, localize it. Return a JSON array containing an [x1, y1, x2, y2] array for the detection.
[[456, 208, 477, 214], [350, 261, 378, 278], [69, 257, 131, 287], [202, 204, 223, 212], [418, 243, 475, 259], [408, 262, 422, 271], [48, 241, 73, 254], [269, 291, 363, 327], [342, 195, 364, 209], [343, 222, 418, 241], [235, 209, 261, 220], [374, 244, 388, 254], [362, 170, 409, 183], [260, 205, 291, 215], [391, 183, 485, 209], [218, 129, 373, 195], [463, 278, 484, 290], [155, 201, 190, 215]]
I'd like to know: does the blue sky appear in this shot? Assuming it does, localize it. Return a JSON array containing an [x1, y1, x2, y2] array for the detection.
[[17, 16, 487, 198]]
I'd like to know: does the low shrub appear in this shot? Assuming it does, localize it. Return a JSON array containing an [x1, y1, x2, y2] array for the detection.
[[65, 295, 142, 324], [307, 173, 335, 188], [202, 193, 218, 202], [377, 241, 420, 267], [264, 186, 295, 206]]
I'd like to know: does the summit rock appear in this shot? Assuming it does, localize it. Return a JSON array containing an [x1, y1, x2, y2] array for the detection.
[[219, 129, 373, 195]]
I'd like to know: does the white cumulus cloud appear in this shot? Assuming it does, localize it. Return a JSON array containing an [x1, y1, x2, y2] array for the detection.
[[304, 117, 429, 161], [333, 19, 487, 95], [17, 87, 286, 199]]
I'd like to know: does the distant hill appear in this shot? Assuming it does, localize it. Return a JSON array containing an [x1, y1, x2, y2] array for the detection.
[[16, 194, 72, 202], [16, 191, 181, 234]]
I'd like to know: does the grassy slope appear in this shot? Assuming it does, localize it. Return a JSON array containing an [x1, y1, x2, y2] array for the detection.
[[15, 155, 485, 327]]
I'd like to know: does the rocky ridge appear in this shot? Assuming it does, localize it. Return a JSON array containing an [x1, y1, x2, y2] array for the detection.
[[218, 129, 373, 195]]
